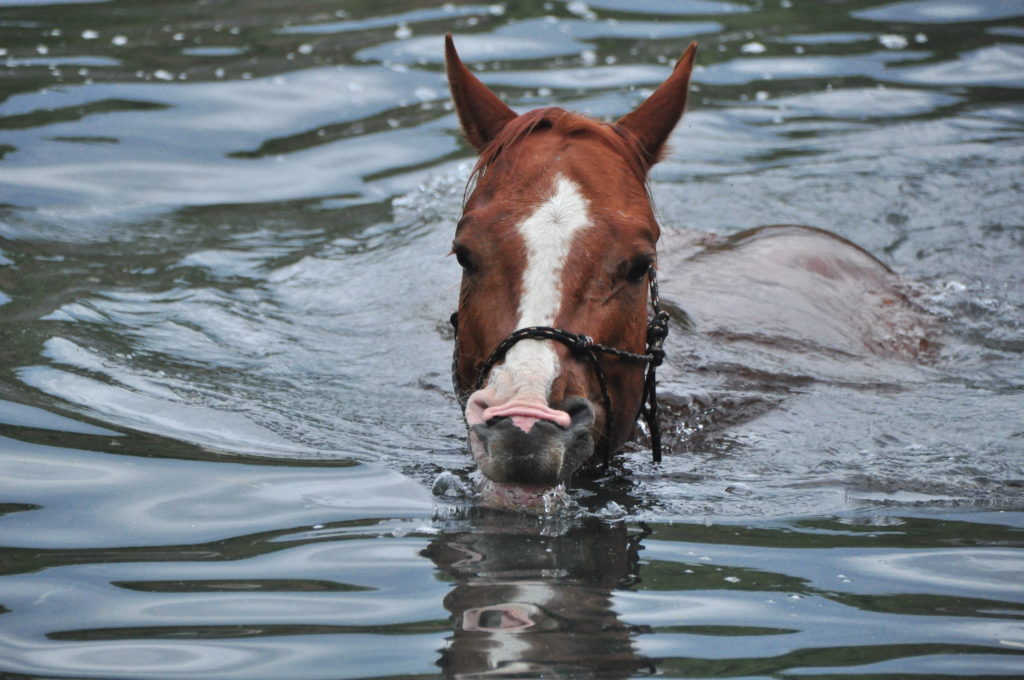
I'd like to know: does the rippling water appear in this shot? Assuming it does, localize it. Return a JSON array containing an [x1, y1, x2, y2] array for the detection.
[[1, 0, 1022, 677]]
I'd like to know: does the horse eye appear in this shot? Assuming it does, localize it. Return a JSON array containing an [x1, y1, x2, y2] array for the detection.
[[625, 256, 653, 283], [453, 244, 475, 273]]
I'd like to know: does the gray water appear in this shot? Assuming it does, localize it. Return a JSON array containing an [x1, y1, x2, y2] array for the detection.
[[1, 0, 1022, 677]]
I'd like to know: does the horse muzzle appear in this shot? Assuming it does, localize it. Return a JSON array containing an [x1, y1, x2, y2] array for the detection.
[[467, 396, 596, 485]]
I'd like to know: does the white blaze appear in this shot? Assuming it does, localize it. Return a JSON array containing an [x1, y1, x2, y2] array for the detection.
[[485, 173, 592, 402]]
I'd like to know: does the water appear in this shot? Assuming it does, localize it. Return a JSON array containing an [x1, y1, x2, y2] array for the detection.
[[1, 0, 1022, 677]]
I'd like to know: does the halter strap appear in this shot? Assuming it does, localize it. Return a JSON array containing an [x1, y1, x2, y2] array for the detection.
[[451, 266, 668, 467]]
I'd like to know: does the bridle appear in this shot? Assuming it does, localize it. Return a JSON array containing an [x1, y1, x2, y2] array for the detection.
[[450, 266, 669, 468]]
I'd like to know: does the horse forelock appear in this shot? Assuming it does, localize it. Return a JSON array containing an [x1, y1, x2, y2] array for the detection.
[[467, 107, 650, 196]]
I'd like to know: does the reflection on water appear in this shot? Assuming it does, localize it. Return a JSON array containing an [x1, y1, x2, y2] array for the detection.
[[1, 0, 1022, 678], [426, 515, 647, 678]]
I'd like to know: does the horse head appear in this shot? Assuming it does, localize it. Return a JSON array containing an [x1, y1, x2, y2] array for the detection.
[[446, 35, 697, 493]]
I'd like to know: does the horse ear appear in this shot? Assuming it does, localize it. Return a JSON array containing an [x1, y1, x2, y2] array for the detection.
[[445, 34, 517, 152], [616, 42, 698, 165]]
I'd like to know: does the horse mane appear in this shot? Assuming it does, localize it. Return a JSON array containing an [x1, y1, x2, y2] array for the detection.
[[468, 107, 651, 192]]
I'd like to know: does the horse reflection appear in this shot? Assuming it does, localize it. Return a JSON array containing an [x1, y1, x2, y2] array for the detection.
[[423, 516, 651, 679]]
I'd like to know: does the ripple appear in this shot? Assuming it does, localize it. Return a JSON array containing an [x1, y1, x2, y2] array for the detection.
[[0, 441, 430, 548], [699, 50, 932, 86], [281, 5, 494, 35], [18, 364, 310, 456], [357, 18, 721, 65], [357, 34, 585, 65], [577, 0, 749, 14], [846, 549, 1024, 597], [0, 66, 455, 208], [1, 634, 446, 679], [890, 44, 1024, 87], [854, 0, 1024, 24]]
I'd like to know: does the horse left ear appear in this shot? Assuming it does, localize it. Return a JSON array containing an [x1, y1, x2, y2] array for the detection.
[[445, 34, 518, 152], [616, 42, 698, 165]]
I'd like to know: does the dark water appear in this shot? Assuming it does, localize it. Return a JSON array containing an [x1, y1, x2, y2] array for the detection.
[[1, 0, 1023, 677]]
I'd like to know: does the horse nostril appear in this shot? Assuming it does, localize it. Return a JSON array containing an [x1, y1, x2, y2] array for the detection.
[[563, 400, 589, 417], [557, 396, 596, 423], [485, 415, 506, 427]]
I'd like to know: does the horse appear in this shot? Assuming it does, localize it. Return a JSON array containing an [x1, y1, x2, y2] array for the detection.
[[443, 35, 933, 504], [445, 34, 695, 499]]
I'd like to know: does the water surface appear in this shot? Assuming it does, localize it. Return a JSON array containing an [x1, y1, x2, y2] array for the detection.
[[1, 0, 1022, 677]]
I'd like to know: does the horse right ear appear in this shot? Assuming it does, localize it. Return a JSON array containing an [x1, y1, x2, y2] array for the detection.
[[445, 34, 517, 152], [617, 42, 698, 165]]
